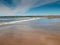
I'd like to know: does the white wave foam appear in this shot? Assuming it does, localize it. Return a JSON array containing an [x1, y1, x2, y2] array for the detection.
[[0, 18, 40, 26]]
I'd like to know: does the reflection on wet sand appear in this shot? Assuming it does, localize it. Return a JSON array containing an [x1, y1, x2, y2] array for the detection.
[[0, 25, 60, 45]]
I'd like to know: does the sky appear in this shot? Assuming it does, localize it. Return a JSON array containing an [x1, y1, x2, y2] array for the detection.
[[0, 0, 60, 16]]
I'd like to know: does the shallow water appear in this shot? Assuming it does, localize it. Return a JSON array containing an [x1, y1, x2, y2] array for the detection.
[[0, 18, 60, 32], [0, 17, 30, 22]]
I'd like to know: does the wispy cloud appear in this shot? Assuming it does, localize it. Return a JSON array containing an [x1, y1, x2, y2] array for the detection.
[[0, 0, 59, 16]]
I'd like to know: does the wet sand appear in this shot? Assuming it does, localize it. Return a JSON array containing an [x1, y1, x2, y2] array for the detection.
[[0, 25, 60, 45]]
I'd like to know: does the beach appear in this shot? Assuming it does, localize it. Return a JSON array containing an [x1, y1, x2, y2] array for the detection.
[[0, 18, 60, 45]]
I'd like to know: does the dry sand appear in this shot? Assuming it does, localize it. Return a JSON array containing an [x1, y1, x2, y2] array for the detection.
[[0, 28, 60, 45]]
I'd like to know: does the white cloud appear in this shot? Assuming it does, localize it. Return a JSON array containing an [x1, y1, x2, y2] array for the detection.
[[0, 0, 59, 16], [32, 0, 58, 8], [16, 0, 58, 15]]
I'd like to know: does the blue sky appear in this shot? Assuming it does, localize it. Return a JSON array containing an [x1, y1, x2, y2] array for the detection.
[[25, 1, 60, 16], [0, 0, 60, 16]]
